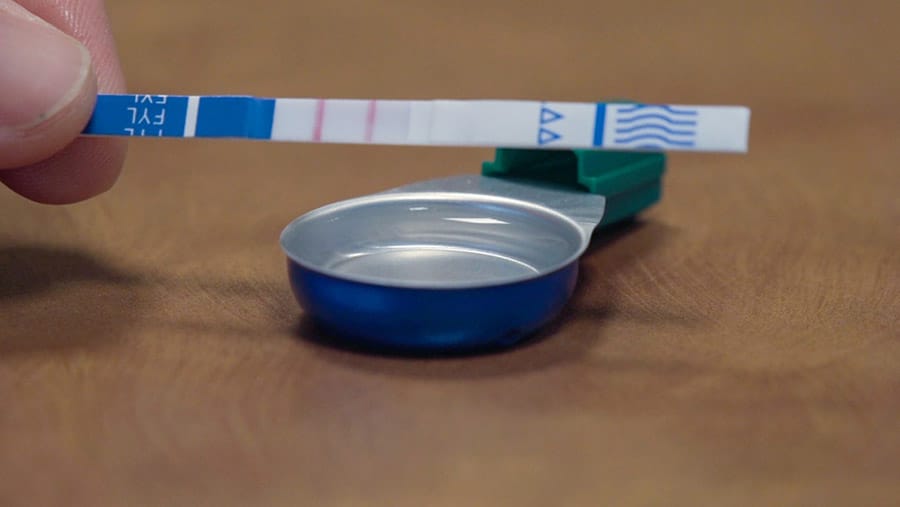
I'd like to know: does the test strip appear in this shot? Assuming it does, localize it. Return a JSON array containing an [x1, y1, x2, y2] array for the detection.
[[82, 94, 751, 153]]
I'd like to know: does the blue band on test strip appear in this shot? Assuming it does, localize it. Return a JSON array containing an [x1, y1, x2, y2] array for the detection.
[[195, 97, 275, 139], [85, 94, 190, 137], [592, 103, 606, 147], [84, 95, 276, 139]]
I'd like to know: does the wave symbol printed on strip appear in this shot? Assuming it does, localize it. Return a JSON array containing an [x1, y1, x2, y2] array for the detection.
[[611, 104, 698, 150]]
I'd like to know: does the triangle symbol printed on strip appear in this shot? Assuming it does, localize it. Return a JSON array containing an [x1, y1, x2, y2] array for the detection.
[[540, 106, 564, 124], [538, 127, 562, 145]]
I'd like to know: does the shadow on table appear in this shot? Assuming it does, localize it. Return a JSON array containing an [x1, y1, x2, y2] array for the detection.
[[0, 245, 147, 355], [296, 218, 679, 378]]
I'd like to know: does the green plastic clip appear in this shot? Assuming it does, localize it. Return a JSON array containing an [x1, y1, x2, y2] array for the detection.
[[482, 147, 666, 228]]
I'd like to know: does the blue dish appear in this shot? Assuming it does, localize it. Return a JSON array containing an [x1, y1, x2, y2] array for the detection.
[[279, 175, 606, 353]]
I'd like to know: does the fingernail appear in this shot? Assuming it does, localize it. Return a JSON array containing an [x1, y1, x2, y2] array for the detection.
[[0, 10, 91, 131]]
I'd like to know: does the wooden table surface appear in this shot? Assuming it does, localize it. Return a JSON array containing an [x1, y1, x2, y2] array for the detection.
[[2, 1, 898, 505]]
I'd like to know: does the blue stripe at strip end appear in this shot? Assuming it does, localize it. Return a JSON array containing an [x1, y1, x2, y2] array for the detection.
[[84, 95, 189, 137], [196, 97, 275, 139], [592, 103, 606, 147], [250, 99, 275, 139]]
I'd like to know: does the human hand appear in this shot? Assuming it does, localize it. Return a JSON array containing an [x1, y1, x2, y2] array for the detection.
[[0, 0, 126, 204]]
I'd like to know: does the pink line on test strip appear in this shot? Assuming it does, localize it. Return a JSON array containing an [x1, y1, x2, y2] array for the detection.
[[312, 99, 325, 142], [365, 100, 377, 142]]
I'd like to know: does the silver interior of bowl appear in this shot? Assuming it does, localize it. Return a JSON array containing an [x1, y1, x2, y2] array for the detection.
[[280, 176, 606, 289]]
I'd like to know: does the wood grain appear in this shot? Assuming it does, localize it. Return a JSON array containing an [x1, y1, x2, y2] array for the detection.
[[1, 1, 898, 505]]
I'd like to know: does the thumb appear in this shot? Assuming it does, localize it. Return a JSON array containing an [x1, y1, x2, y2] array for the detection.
[[0, 5, 96, 169]]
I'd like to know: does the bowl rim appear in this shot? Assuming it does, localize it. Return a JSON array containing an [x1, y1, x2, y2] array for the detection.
[[279, 191, 590, 290]]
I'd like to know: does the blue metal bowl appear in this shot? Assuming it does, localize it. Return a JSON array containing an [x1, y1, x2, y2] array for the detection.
[[280, 175, 605, 353]]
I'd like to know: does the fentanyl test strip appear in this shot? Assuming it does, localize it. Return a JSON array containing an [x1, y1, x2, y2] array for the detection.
[[82, 94, 751, 153]]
